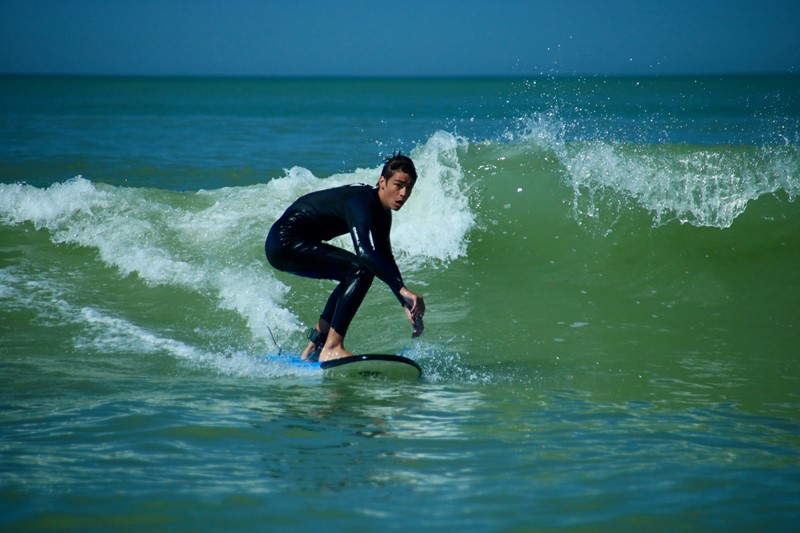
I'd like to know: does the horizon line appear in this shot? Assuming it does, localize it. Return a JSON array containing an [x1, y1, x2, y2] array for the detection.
[[1, 69, 798, 80]]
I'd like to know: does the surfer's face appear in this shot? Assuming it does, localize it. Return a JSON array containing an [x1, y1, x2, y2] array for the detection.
[[378, 172, 415, 211]]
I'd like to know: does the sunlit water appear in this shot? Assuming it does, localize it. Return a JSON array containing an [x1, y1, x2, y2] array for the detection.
[[2, 75, 799, 532]]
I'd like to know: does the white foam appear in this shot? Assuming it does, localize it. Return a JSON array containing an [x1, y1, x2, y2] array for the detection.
[[0, 267, 20, 300], [78, 306, 203, 359], [393, 132, 475, 264], [0, 266, 75, 324], [77, 306, 314, 378], [562, 142, 800, 229], [0, 260, 314, 378], [0, 176, 111, 229], [504, 112, 800, 230], [0, 177, 301, 346], [0, 134, 477, 351]]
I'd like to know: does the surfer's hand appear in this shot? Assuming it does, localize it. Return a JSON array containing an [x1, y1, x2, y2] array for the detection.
[[413, 313, 424, 338], [405, 305, 425, 338], [400, 287, 424, 315], [400, 288, 425, 338]]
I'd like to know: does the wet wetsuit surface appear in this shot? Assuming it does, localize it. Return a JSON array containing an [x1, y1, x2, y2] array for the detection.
[[265, 184, 405, 335]]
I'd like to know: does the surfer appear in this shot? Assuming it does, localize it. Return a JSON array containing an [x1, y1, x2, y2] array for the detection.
[[265, 153, 425, 362]]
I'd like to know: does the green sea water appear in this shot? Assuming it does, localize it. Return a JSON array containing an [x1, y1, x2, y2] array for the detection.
[[1, 76, 799, 531]]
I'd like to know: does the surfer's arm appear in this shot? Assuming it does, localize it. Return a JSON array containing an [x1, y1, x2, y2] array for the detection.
[[346, 200, 405, 303], [346, 192, 424, 336], [374, 231, 424, 336], [376, 230, 424, 336]]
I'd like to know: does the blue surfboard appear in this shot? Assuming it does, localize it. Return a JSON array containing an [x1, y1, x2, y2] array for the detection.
[[266, 353, 422, 379]]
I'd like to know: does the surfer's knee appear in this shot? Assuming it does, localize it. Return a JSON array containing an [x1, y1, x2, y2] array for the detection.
[[346, 265, 373, 287]]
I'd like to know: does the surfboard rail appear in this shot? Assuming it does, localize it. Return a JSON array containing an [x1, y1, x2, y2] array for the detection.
[[320, 353, 422, 378], [264, 353, 422, 379]]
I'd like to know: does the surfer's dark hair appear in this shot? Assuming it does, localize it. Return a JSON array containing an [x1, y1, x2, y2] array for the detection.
[[380, 152, 417, 182]]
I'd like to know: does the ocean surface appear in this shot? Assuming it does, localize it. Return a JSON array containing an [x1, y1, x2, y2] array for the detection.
[[1, 75, 799, 532]]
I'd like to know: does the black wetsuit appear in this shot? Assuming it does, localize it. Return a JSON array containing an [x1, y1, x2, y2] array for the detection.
[[265, 184, 405, 336]]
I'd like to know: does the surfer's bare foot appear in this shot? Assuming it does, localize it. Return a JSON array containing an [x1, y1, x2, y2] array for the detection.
[[316, 327, 351, 362], [300, 341, 317, 361], [318, 342, 352, 362]]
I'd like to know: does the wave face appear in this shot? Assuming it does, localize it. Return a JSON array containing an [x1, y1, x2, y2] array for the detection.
[[2, 127, 798, 379]]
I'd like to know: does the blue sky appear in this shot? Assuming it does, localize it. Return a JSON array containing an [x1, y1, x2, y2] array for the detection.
[[1, 0, 798, 77]]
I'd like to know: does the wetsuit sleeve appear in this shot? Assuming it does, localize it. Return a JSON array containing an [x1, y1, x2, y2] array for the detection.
[[345, 195, 406, 305]]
